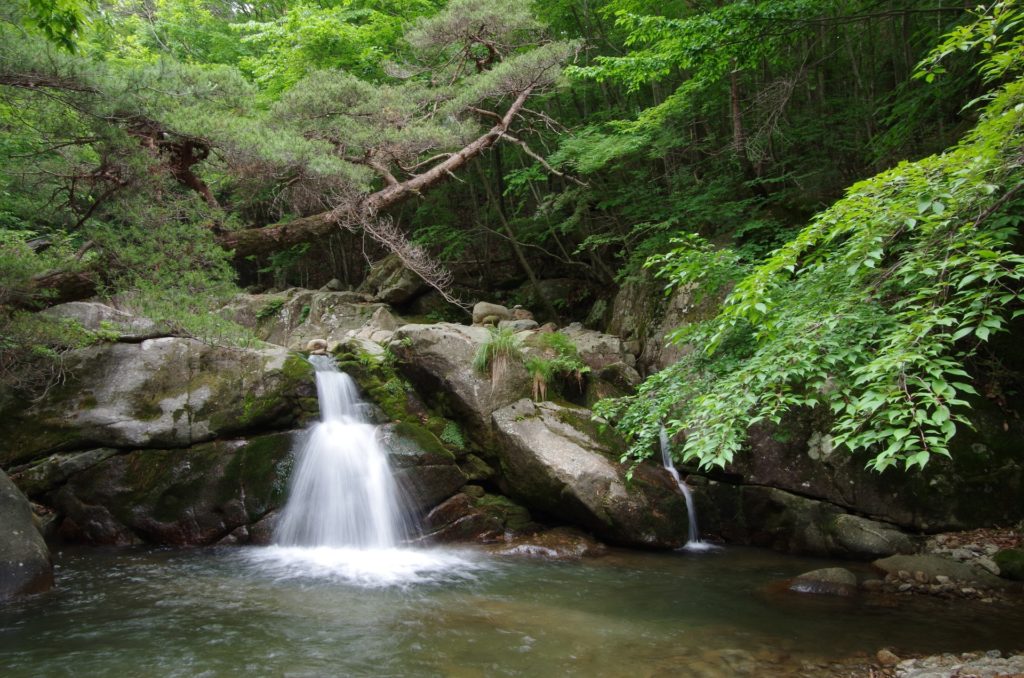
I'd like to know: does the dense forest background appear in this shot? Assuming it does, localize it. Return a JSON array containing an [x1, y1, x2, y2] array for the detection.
[[2, 0, 1022, 473]]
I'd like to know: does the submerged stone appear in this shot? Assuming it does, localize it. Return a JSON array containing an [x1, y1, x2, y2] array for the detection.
[[788, 567, 858, 596]]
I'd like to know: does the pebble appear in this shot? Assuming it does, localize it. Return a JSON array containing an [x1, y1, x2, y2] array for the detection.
[[894, 651, 1024, 678]]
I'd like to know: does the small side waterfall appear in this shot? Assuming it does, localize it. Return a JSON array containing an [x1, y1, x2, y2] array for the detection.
[[659, 427, 718, 552], [275, 355, 409, 548], [252, 354, 477, 587]]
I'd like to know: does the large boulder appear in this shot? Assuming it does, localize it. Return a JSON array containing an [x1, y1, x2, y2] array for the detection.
[[697, 481, 915, 559], [223, 289, 391, 351], [724, 398, 1024, 532], [357, 254, 428, 305], [378, 422, 467, 515], [0, 470, 52, 599], [491, 399, 688, 548], [390, 323, 532, 434], [42, 301, 162, 341], [0, 338, 315, 467], [45, 432, 297, 546]]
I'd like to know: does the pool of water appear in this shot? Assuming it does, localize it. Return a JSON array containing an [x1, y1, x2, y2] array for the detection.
[[1, 545, 1021, 677]]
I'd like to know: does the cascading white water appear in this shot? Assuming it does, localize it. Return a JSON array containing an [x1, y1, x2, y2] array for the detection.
[[274, 355, 409, 548], [250, 354, 480, 587], [659, 427, 718, 552]]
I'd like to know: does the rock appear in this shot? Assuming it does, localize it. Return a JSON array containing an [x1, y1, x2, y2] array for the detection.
[[41, 301, 162, 341], [559, 323, 636, 370], [305, 338, 327, 353], [223, 289, 388, 351], [8, 448, 120, 498], [50, 432, 298, 546], [830, 513, 915, 557], [876, 649, 901, 666], [497, 319, 538, 332], [389, 323, 532, 434], [490, 399, 688, 548], [788, 567, 858, 596], [873, 554, 1009, 589], [724, 394, 1024, 533], [421, 494, 504, 543], [585, 361, 643, 406], [993, 548, 1024, 581], [489, 527, 606, 560], [0, 470, 53, 599], [893, 651, 1024, 678], [358, 254, 428, 305], [377, 423, 467, 514], [0, 339, 315, 467], [698, 483, 914, 559], [324, 278, 344, 291], [472, 301, 513, 325]]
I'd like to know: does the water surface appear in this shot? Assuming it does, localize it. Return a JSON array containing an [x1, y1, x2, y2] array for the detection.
[[1, 545, 1021, 677]]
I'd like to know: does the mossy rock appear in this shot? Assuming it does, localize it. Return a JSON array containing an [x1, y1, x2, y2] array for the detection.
[[49, 431, 297, 546], [476, 493, 535, 532], [381, 422, 454, 466], [994, 548, 1024, 581], [0, 340, 315, 467]]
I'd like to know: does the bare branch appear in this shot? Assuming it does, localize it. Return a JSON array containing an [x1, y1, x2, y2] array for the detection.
[[500, 132, 587, 186]]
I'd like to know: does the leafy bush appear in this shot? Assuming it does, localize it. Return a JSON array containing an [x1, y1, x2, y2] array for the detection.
[[599, 11, 1024, 473]]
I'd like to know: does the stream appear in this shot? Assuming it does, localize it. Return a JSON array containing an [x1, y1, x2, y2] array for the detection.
[[2, 544, 1022, 677]]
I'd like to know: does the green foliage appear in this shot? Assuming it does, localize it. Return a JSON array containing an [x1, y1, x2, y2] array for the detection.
[[255, 298, 285, 320], [524, 331, 590, 401], [439, 419, 466, 450], [602, 52, 1024, 472], [473, 326, 523, 385], [236, 0, 441, 95], [14, 0, 95, 51]]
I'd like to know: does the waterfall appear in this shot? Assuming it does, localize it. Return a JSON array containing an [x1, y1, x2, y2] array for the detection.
[[250, 355, 478, 587], [659, 427, 718, 552], [275, 355, 409, 548]]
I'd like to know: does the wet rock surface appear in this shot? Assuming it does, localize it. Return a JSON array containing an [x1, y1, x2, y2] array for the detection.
[[0, 470, 53, 600], [47, 431, 298, 546], [788, 567, 858, 596], [491, 399, 688, 548]]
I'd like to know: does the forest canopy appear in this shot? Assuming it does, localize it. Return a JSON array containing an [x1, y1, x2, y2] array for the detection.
[[1, 0, 1022, 473]]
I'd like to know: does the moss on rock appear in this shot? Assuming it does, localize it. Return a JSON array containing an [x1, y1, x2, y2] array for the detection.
[[994, 548, 1024, 581]]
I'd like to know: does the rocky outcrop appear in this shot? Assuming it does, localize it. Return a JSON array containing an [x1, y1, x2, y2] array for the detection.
[[42, 301, 162, 341], [378, 423, 467, 515], [724, 398, 1024, 532], [34, 432, 298, 546], [223, 289, 392, 351], [0, 470, 52, 599], [0, 338, 315, 467], [357, 254, 428, 305], [390, 323, 532, 434], [697, 481, 915, 559], [491, 399, 688, 548]]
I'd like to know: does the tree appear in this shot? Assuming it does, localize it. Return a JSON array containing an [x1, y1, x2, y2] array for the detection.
[[0, 0, 580, 309], [596, 1, 1024, 473]]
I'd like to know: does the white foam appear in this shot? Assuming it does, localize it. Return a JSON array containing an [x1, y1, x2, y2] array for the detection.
[[247, 545, 484, 588]]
